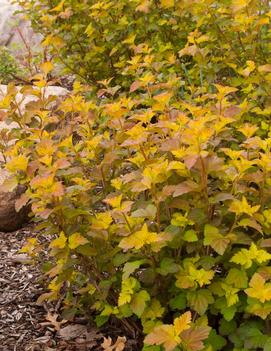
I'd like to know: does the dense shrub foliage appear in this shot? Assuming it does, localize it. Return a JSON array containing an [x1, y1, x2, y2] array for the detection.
[[1, 0, 271, 350], [19, 0, 271, 89], [0, 47, 21, 83]]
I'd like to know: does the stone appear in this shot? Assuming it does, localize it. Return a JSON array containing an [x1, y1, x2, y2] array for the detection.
[[0, 178, 29, 232], [0, 0, 41, 53], [0, 84, 68, 111]]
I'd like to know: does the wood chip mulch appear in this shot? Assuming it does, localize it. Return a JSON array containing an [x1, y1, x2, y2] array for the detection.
[[0, 225, 46, 351], [0, 226, 140, 351]]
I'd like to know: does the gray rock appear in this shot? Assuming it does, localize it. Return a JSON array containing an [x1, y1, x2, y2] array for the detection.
[[0, 183, 29, 232], [0, 170, 29, 232], [0, 0, 41, 52]]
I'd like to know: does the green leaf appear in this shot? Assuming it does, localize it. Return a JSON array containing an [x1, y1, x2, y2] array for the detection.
[[169, 292, 187, 310], [187, 289, 214, 315], [183, 229, 198, 242], [131, 290, 150, 317], [207, 330, 227, 351], [222, 305, 237, 321], [142, 346, 161, 351], [204, 224, 229, 255], [123, 259, 147, 279], [157, 258, 179, 276], [225, 268, 248, 289], [264, 338, 271, 351], [95, 315, 109, 327], [132, 204, 157, 219], [219, 319, 237, 336]]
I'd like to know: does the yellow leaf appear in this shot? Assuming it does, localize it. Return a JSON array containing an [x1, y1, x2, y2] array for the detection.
[[91, 212, 113, 230], [50, 0, 65, 12], [153, 92, 173, 111], [118, 277, 138, 306], [40, 61, 54, 75], [241, 60, 256, 77], [119, 223, 159, 250], [245, 273, 271, 303], [111, 178, 123, 190], [214, 84, 238, 99], [104, 194, 122, 208], [36, 139, 55, 156], [6, 155, 28, 173], [42, 35, 64, 48], [160, 0, 174, 9], [238, 123, 258, 138], [173, 311, 192, 334], [20, 238, 38, 256], [122, 34, 137, 45], [34, 79, 47, 88], [231, 243, 271, 268], [188, 266, 215, 287], [229, 196, 260, 216], [69, 233, 89, 249], [50, 232, 67, 249], [85, 23, 95, 37]]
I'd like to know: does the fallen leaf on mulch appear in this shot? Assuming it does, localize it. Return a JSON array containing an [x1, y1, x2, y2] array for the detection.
[[40, 311, 67, 331], [59, 324, 87, 340], [102, 336, 126, 351]]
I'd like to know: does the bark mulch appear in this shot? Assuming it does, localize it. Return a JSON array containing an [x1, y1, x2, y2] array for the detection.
[[0, 226, 138, 351]]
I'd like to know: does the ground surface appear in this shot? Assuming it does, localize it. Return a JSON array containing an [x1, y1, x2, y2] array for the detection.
[[0, 226, 137, 351]]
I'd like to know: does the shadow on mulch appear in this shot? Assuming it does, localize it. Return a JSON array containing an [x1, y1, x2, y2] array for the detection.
[[0, 226, 141, 351]]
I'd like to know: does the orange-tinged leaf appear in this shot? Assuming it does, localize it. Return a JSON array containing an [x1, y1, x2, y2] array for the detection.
[[51, 181, 65, 197], [258, 64, 271, 73], [136, 0, 151, 13], [144, 311, 195, 351], [144, 324, 179, 351], [130, 80, 141, 93], [15, 193, 30, 212], [180, 326, 211, 351], [172, 180, 199, 197], [101, 336, 126, 351]]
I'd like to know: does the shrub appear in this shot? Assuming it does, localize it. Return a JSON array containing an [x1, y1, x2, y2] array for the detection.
[[2, 0, 271, 350], [18, 0, 271, 89], [0, 47, 21, 83]]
